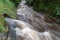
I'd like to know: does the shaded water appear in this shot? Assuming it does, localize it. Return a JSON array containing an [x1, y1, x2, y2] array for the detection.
[[5, 0, 60, 40]]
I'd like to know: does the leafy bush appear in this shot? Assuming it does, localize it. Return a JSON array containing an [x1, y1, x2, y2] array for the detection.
[[0, 24, 5, 32], [10, 0, 21, 6], [0, 0, 17, 32], [26, 0, 60, 17], [0, 0, 16, 18]]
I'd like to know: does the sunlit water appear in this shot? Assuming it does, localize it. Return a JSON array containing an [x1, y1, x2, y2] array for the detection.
[[5, 0, 60, 40]]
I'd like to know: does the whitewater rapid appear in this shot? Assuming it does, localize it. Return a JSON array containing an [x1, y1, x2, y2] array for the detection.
[[5, 0, 60, 40]]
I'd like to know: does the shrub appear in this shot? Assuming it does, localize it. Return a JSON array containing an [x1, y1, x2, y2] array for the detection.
[[0, 0, 17, 32], [26, 0, 60, 17]]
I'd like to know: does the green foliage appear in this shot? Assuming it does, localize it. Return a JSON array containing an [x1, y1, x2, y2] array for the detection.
[[0, 0, 17, 32], [0, 23, 5, 32], [26, 0, 60, 17], [55, 5, 60, 15], [10, 0, 21, 6], [0, 15, 6, 32], [0, 0, 16, 19]]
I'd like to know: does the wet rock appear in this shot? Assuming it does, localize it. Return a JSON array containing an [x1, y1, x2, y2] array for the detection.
[[0, 32, 7, 40]]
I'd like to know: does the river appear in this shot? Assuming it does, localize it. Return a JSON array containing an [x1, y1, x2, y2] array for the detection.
[[5, 0, 60, 40]]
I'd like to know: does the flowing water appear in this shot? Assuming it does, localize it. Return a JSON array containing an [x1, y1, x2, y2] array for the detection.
[[5, 0, 60, 40]]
